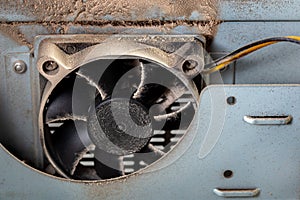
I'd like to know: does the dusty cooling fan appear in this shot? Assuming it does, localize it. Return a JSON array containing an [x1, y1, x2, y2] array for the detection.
[[38, 36, 204, 180]]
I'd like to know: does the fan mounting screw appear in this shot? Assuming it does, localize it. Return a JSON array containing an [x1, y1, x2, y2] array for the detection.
[[13, 61, 27, 74], [183, 59, 198, 71], [43, 61, 59, 72]]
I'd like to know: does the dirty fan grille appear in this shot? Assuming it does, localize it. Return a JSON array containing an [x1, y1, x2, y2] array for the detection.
[[43, 58, 198, 180], [82, 96, 194, 175], [47, 95, 195, 176]]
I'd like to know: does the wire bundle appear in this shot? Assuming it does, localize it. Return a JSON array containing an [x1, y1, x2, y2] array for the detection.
[[202, 36, 300, 74]]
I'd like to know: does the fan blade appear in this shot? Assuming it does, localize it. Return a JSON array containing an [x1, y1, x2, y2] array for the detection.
[[48, 121, 93, 176], [135, 144, 165, 165], [45, 87, 73, 122], [134, 83, 186, 116], [99, 59, 141, 98], [133, 84, 169, 109], [94, 148, 124, 179], [76, 71, 107, 100], [132, 63, 187, 114], [46, 75, 98, 123], [157, 84, 186, 112], [72, 164, 100, 180], [154, 102, 192, 121]]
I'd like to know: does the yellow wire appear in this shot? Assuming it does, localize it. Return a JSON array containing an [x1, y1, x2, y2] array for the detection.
[[202, 36, 300, 74], [286, 36, 300, 40]]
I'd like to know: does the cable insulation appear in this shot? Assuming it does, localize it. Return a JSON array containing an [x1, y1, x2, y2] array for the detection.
[[202, 36, 300, 74]]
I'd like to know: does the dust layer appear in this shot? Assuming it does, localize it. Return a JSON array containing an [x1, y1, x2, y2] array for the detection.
[[0, 0, 218, 22], [0, 20, 219, 49], [0, 0, 219, 48]]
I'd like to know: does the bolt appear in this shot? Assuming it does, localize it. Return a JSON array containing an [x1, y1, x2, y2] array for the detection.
[[13, 61, 27, 74], [183, 60, 198, 71], [43, 61, 59, 72], [182, 59, 199, 76]]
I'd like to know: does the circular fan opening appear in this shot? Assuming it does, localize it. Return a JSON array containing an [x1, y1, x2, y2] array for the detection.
[[42, 58, 199, 180]]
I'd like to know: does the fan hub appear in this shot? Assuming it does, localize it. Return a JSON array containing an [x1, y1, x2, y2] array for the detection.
[[87, 98, 153, 155]]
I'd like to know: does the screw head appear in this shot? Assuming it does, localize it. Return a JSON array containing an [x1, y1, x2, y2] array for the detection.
[[43, 61, 58, 71], [42, 61, 59, 75], [13, 61, 27, 74], [183, 60, 198, 71], [182, 59, 199, 76]]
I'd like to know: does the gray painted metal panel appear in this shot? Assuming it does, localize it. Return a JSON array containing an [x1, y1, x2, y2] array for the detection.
[[210, 22, 300, 84], [1, 0, 300, 199], [1, 85, 299, 199], [0, 33, 42, 166], [220, 0, 300, 21]]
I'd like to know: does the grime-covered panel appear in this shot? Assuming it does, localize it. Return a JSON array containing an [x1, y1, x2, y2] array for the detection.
[[0, 0, 218, 22], [0, 0, 219, 49]]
